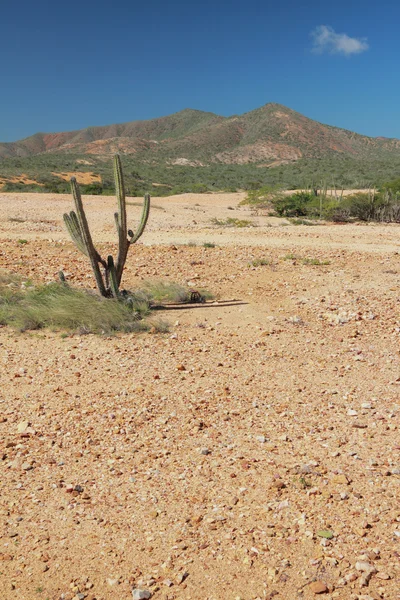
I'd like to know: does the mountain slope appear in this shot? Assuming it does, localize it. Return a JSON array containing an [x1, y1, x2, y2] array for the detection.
[[1, 103, 400, 164]]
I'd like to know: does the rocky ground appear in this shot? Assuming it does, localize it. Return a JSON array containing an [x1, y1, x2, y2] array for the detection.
[[0, 192, 399, 600]]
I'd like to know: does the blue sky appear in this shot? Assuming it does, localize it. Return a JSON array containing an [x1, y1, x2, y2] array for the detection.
[[1, 0, 399, 142]]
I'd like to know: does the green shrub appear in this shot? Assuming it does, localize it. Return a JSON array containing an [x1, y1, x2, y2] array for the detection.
[[271, 192, 315, 217], [340, 192, 385, 221]]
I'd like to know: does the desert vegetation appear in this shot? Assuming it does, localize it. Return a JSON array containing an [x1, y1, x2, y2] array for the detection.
[[241, 178, 400, 222], [1, 153, 400, 196], [63, 155, 150, 298]]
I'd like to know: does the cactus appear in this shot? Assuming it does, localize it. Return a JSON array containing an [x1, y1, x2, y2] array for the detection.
[[63, 155, 150, 298]]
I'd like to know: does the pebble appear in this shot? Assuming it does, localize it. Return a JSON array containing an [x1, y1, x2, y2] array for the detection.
[[17, 420, 30, 433], [132, 589, 152, 600], [376, 572, 390, 580], [200, 448, 211, 455], [309, 580, 328, 594], [355, 561, 376, 574]]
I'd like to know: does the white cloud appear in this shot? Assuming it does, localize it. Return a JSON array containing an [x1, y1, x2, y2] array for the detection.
[[311, 25, 369, 56]]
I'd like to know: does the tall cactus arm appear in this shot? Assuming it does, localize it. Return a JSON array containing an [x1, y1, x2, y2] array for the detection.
[[128, 193, 151, 244], [114, 156, 129, 284], [114, 154, 127, 239], [63, 211, 87, 256], [70, 177, 107, 296]]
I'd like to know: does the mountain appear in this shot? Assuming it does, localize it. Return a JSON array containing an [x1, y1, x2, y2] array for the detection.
[[1, 103, 400, 166]]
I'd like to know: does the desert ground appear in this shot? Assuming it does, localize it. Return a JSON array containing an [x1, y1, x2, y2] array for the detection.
[[0, 191, 399, 600]]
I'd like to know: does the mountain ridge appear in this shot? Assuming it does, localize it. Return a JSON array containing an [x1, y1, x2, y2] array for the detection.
[[1, 103, 400, 165]]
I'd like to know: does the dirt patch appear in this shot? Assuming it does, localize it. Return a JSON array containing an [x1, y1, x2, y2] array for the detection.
[[0, 192, 399, 600], [51, 171, 102, 184], [0, 174, 43, 189]]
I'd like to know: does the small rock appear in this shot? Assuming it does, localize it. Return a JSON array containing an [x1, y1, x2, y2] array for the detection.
[[132, 589, 152, 600], [347, 409, 358, 416], [200, 448, 211, 455], [17, 421, 29, 433], [355, 561, 376, 574], [271, 479, 285, 490], [175, 572, 189, 585], [309, 580, 328, 594], [331, 474, 350, 485], [376, 572, 390, 580]]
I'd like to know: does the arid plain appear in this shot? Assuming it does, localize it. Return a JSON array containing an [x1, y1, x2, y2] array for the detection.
[[0, 191, 399, 600]]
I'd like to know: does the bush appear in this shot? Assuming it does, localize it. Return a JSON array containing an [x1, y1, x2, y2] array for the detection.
[[271, 192, 315, 217], [340, 192, 385, 221]]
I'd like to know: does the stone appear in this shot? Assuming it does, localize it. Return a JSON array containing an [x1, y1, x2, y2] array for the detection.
[[132, 589, 152, 600], [309, 580, 328, 594], [271, 479, 285, 490], [17, 421, 29, 433], [376, 572, 390, 580], [331, 474, 350, 485], [355, 561, 376, 574], [176, 572, 189, 584]]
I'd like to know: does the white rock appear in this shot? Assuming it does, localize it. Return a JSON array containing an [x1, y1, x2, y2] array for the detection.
[[132, 590, 152, 600], [355, 561, 376, 574]]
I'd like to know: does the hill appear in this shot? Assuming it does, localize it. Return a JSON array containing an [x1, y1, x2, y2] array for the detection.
[[2, 104, 400, 194], [2, 103, 400, 165]]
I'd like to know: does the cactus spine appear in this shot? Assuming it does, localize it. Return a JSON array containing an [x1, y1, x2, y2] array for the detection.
[[63, 154, 150, 298]]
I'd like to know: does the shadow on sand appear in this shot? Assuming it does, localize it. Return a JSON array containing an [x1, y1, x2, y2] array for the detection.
[[151, 300, 247, 311]]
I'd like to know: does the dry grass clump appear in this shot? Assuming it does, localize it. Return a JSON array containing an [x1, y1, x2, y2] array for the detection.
[[0, 273, 170, 334], [211, 217, 256, 228], [0, 273, 213, 334]]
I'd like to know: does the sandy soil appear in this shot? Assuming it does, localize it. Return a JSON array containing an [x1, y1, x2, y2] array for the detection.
[[51, 173, 102, 184], [0, 192, 399, 600]]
